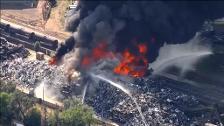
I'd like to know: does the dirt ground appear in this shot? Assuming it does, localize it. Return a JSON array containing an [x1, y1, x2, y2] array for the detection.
[[0, 0, 71, 41], [45, 1, 72, 33]]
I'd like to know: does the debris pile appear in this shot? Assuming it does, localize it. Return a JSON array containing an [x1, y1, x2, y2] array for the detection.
[[0, 58, 69, 90], [85, 77, 223, 125], [0, 37, 29, 61], [0, 37, 223, 125]]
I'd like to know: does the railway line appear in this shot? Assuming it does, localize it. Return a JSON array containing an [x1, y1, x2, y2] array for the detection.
[[0, 21, 59, 56]]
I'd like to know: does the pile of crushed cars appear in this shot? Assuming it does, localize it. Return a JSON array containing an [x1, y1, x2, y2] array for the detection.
[[0, 37, 30, 61]]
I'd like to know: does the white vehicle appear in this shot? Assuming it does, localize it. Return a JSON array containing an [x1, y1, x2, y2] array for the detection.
[[68, 1, 79, 10]]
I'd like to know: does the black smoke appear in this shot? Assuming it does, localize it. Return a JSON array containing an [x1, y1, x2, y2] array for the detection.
[[55, 36, 75, 61], [56, 0, 224, 63]]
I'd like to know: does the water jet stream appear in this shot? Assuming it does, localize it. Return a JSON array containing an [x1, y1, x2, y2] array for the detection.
[[150, 52, 212, 73], [82, 83, 88, 104], [149, 33, 213, 74], [91, 73, 148, 126]]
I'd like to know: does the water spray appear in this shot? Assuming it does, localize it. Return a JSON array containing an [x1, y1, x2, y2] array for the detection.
[[90, 73, 149, 126], [149, 33, 213, 74], [82, 83, 88, 104]]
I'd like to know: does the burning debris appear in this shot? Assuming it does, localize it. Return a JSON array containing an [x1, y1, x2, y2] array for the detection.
[[1, 36, 223, 125], [0, 38, 81, 99], [80, 42, 149, 77], [54, 1, 224, 72], [81, 42, 114, 68], [113, 43, 148, 77], [1, 1, 224, 126], [46, 1, 224, 125]]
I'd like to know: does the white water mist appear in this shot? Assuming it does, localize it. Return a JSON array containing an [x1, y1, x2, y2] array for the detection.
[[34, 81, 63, 105], [82, 83, 88, 104], [149, 32, 212, 75]]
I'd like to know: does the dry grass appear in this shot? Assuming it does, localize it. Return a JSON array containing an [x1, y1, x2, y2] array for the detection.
[[44, 0, 72, 40], [50, 0, 73, 30]]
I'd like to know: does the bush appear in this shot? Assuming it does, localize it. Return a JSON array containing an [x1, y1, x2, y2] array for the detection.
[[47, 99, 96, 126], [0, 92, 13, 125], [0, 80, 16, 93], [47, 110, 59, 126], [60, 104, 95, 126], [24, 108, 41, 126]]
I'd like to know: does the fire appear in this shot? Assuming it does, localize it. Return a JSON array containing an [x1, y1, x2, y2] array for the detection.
[[81, 42, 114, 67], [138, 43, 147, 54], [81, 41, 149, 78], [113, 43, 148, 77], [49, 56, 57, 65]]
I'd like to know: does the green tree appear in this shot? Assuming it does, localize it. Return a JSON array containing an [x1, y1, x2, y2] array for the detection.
[[60, 104, 95, 126], [57, 99, 95, 126], [34, 41, 41, 52], [0, 80, 16, 93], [24, 108, 41, 126], [0, 92, 13, 125], [47, 110, 59, 126], [11, 91, 36, 121], [63, 97, 81, 109], [0, 81, 37, 125]]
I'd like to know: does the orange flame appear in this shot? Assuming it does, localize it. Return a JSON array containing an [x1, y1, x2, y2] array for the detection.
[[49, 56, 57, 65], [81, 42, 114, 67], [113, 43, 148, 77], [81, 42, 148, 78]]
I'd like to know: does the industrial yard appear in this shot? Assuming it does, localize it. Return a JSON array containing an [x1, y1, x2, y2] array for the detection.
[[1, 1, 224, 126]]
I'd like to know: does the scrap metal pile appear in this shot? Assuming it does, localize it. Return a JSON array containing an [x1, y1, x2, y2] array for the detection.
[[1, 36, 223, 125], [85, 77, 222, 126], [0, 37, 70, 93], [0, 58, 69, 90], [0, 37, 30, 61]]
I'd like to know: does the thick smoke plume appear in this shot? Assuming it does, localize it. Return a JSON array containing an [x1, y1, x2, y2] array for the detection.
[[55, 1, 224, 72]]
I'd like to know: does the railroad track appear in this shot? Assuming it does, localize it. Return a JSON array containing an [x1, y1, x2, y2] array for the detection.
[[0, 21, 59, 55]]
